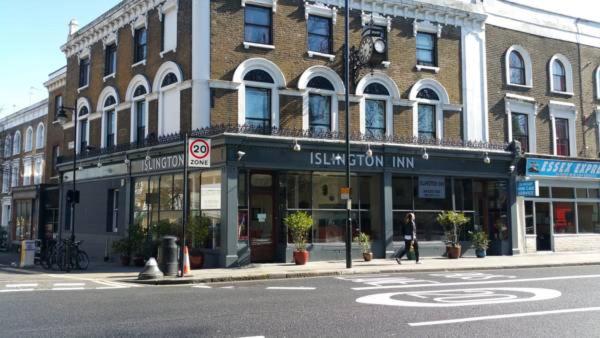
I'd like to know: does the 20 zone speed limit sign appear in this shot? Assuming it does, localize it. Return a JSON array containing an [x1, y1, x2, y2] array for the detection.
[[188, 138, 211, 168]]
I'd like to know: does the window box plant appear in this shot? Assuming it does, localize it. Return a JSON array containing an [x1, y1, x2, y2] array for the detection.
[[354, 232, 373, 261], [469, 230, 490, 258], [284, 211, 313, 265], [437, 211, 470, 259]]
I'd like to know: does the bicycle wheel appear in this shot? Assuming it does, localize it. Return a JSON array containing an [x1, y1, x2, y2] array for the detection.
[[76, 250, 89, 270]]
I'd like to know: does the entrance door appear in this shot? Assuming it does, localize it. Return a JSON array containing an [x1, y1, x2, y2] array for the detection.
[[535, 202, 551, 251], [249, 173, 275, 262]]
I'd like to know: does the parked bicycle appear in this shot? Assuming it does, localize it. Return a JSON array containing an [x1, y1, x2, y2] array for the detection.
[[40, 239, 89, 271]]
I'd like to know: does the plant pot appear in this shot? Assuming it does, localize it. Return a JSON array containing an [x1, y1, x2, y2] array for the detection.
[[189, 252, 204, 269], [475, 248, 486, 258], [133, 255, 146, 267], [447, 245, 462, 259], [120, 255, 131, 266], [293, 250, 309, 265], [363, 252, 373, 261]]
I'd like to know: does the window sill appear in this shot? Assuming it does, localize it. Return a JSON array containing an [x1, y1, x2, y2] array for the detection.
[[243, 41, 275, 50], [77, 85, 89, 93], [103, 73, 115, 82], [507, 83, 532, 89], [132, 59, 147, 68], [307, 50, 335, 61], [550, 90, 574, 97], [381, 61, 391, 68], [415, 64, 439, 73], [160, 48, 176, 58]]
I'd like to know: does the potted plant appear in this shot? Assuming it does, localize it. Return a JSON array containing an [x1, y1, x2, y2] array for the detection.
[[186, 214, 211, 269], [469, 231, 490, 258], [354, 232, 373, 261], [112, 238, 131, 266], [284, 211, 313, 265], [129, 224, 146, 267], [437, 211, 470, 259]]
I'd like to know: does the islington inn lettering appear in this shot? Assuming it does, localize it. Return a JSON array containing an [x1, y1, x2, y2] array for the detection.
[[310, 152, 415, 169], [143, 154, 185, 172]]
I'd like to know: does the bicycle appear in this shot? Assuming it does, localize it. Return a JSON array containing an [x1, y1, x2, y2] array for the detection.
[[72, 240, 89, 270]]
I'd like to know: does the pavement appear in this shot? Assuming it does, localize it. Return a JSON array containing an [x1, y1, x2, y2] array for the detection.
[[2, 250, 600, 285]]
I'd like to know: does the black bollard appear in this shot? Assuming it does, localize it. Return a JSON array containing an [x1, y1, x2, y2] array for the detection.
[[159, 236, 178, 276]]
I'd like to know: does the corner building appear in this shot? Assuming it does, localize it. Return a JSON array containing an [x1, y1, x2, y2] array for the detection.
[[54, 0, 517, 267]]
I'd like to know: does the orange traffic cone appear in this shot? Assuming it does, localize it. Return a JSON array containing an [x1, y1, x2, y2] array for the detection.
[[182, 245, 191, 276]]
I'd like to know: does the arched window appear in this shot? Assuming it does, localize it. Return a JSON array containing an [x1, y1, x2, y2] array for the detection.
[[416, 88, 439, 100], [103, 95, 117, 148], [134, 85, 147, 97], [244, 70, 274, 129], [161, 73, 178, 87], [79, 106, 89, 117], [153, 61, 183, 136], [298, 66, 344, 133], [364, 83, 389, 96], [4, 136, 11, 158], [356, 73, 400, 139], [36, 124, 44, 149], [363, 83, 389, 138], [126, 75, 151, 144], [78, 106, 89, 153], [509, 51, 526, 85], [416, 89, 438, 139], [306, 76, 335, 133], [13, 131, 21, 155], [552, 60, 566, 92], [24, 127, 33, 152], [409, 79, 452, 140]]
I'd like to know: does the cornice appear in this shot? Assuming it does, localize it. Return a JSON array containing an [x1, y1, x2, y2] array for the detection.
[[61, 0, 165, 58], [0, 100, 48, 132]]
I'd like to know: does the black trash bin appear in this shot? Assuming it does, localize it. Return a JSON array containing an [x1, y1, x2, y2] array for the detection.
[[159, 236, 178, 276]]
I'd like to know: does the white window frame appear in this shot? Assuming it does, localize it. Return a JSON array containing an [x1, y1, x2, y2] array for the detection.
[[11, 160, 19, 188], [298, 65, 345, 132], [33, 156, 43, 185], [126, 74, 151, 143], [305, 3, 336, 61], [505, 93, 538, 154], [505, 45, 533, 88], [4, 135, 11, 158], [35, 123, 45, 149], [233, 58, 286, 128], [241, 0, 276, 12], [356, 73, 401, 137], [98, 87, 120, 148], [12, 131, 21, 155], [595, 66, 600, 100], [549, 54, 574, 96], [2, 164, 10, 193], [24, 127, 33, 152], [23, 158, 32, 186], [413, 20, 441, 73], [159, 0, 178, 57], [77, 52, 91, 92], [76, 97, 91, 154], [153, 61, 184, 136], [549, 100, 577, 157], [408, 78, 458, 140]]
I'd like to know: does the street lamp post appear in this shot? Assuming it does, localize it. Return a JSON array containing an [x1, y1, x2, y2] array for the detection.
[[56, 106, 78, 243], [344, 0, 352, 269]]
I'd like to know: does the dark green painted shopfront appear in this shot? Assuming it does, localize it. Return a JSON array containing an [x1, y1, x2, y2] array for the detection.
[[59, 134, 517, 268]]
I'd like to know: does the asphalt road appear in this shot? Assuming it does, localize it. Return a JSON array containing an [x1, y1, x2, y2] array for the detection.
[[1, 265, 600, 337]]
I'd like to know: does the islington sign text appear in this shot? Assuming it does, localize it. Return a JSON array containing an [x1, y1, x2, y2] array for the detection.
[[310, 152, 415, 169]]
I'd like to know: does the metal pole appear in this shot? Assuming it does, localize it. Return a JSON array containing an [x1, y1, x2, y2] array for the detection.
[[71, 116, 77, 243], [180, 134, 188, 277], [344, 0, 352, 269]]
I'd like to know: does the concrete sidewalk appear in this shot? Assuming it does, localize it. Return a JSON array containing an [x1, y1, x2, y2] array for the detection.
[[2, 251, 600, 284]]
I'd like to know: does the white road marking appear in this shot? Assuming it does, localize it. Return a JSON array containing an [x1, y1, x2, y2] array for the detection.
[[429, 272, 516, 280], [53, 283, 85, 287], [266, 287, 316, 290], [408, 307, 600, 326], [93, 280, 133, 289], [0, 288, 35, 293], [352, 274, 600, 290], [51, 287, 86, 291], [356, 287, 561, 307], [239, 336, 265, 338], [221, 286, 235, 289], [192, 285, 212, 289], [5, 283, 38, 288]]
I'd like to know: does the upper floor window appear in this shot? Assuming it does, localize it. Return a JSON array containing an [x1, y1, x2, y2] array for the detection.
[[23, 161, 32, 186], [416, 88, 439, 101], [307, 15, 332, 55], [103, 95, 117, 148], [161, 73, 178, 87], [51, 145, 60, 177], [160, 1, 178, 53], [13, 131, 21, 155], [2, 165, 9, 193], [34, 157, 43, 185], [364, 83, 389, 138], [54, 95, 63, 121], [307, 76, 334, 133], [78, 106, 89, 153], [509, 51, 526, 85], [244, 5, 272, 45], [105, 43, 117, 76], [416, 32, 436, 67], [552, 60, 566, 92], [511, 113, 529, 153], [134, 28, 147, 63], [4, 136, 11, 158], [555, 118, 570, 156], [11, 163, 19, 188], [24, 127, 33, 152], [416, 88, 439, 139], [79, 57, 90, 88], [36, 123, 45, 149], [244, 69, 273, 129], [132, 84, 148, 145]]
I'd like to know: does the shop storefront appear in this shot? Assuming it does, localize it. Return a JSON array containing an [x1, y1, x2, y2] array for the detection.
[[518, 157, 600, 253]]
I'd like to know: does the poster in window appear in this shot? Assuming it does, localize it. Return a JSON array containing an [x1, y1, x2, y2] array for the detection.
[[418, 176, 445, 199]]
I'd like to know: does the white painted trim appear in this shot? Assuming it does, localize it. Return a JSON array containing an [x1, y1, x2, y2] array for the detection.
[[208, 79, 241, 90], [361, 12, 391, 32], [415, 65, 439, 73], [12, 131, 21, 155], [75, 97, 91, 154], [101, 32, 118, 49], [505, 93, 536, 103], [159, 48, 176, 58], [103, 73, 116, 82], [596, 66, 600, 100], [505, 45, 533, 87], [131, 59, 147, 68], [381, 61, 391, 68], [35, 122, 45, 150], [596, 107, 600, 156], [461, 25, 488, 142], [305, 2, 337, 24], [130, 14, 147, 36], [125, 74, 152, 100], [243, 42, 275, 50], [96, 86, 120, 112], [505, 95, 538, 154], [548, 54, 574, 95], [413, 20, 442, 38], [192, 0, 211, 129], [409, 79, 452, 140], [241, 0, 277, 12], [77, 85, 89, 93], [549, 100, 577, 157], [355, 74, 398, 137], [152, 61, 184, 92], [298, 65, 345, 132], [24, 127, 33, 153], [307, 51, 335, 61]]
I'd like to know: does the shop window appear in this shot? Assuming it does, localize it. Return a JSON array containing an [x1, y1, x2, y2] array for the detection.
[[392, 177, 413, 210], [525, 201, 534, 235], [238, 171, 248, 241], [589, 189, 600, 199], [244, 5, 272, 45], [577, 203, 600, 233], [576, 188, 588, 199], [307, 15, 332, 55], [553, 202, 575, 234], [285, 173, 311, 209], [106, 189, 119, 233], [539, 186, 550, 198], [454, 179, 473, 211], [552, 187, 574, 199], [14, 200, 33, 241]]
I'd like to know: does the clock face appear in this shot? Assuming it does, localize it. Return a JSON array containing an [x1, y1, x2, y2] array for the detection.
[[358, 37, 373, 64], [374, 38, 386, 54]]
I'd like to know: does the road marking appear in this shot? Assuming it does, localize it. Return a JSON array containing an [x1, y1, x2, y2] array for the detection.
[[239, 336, 265, 338], [356, 287, 560, 307], [51, 287, 86, 291], [53, 283, 85, 287], [93, 280, 133, 289], [5, 283, 38, 288], [352, 274, 600, 290], [408, 307, 600, 326], [266, 287, 316, 290], [221, 286, 235, 289], [0, 288, 35, 293], [192, 285, 212, 289], [429, 272, 516, 280]]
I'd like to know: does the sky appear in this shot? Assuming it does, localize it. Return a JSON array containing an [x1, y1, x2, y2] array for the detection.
[[0, 0, 598, 118]]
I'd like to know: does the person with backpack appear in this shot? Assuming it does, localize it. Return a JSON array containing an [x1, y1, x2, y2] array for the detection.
[[394, 213, 420, 264]]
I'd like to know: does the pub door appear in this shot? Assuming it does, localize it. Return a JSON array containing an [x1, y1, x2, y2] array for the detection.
[[248, 173, 276, 263]]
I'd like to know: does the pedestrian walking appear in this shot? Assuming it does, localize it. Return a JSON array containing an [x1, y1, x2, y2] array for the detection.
[[394, 213, 420, 264]]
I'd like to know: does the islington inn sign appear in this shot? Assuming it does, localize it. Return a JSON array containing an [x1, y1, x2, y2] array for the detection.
[[310, 152, 414, 169]]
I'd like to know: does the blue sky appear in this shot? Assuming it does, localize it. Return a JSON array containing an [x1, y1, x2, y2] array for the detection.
[[0, 1, 120, 117]]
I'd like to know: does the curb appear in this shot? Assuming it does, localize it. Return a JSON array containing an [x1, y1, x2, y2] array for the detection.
[[123, 260, 600, 285]]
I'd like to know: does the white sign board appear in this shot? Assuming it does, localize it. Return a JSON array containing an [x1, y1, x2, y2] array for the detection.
[[188, 138, 211, 168], [418, 176, 445, 199]]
